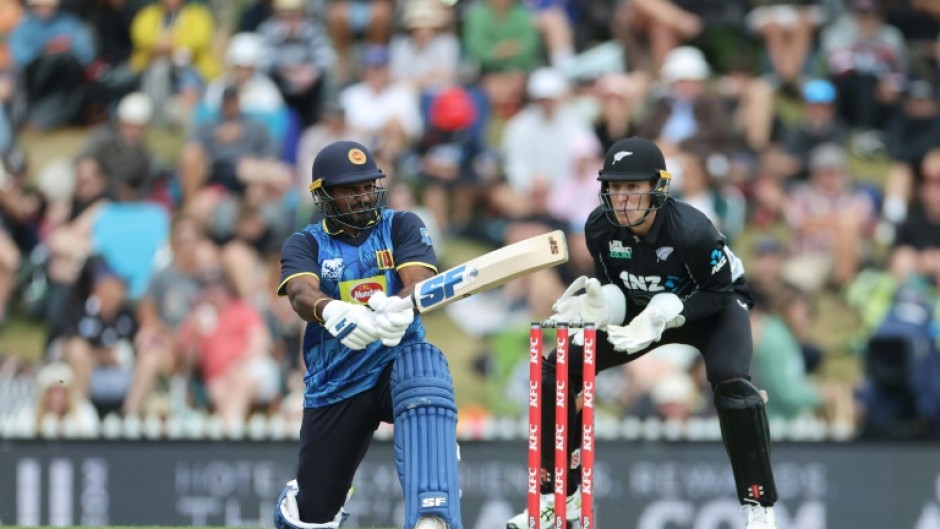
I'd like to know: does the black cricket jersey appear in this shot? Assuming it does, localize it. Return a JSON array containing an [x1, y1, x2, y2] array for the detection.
[[584, 197, 752, 324]]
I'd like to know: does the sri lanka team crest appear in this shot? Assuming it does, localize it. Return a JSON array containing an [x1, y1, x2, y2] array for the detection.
[[376, 249, 394, 270], [348, 148, 366, 165]]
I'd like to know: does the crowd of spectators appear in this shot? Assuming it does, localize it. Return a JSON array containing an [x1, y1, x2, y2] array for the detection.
[[0, 0, 939, 441]]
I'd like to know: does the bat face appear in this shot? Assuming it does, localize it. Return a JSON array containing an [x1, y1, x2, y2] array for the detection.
[[408, 230, 569, 313]]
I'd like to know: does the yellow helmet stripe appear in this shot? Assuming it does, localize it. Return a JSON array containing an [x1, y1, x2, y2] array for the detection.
[[309, 178, 323, 191]]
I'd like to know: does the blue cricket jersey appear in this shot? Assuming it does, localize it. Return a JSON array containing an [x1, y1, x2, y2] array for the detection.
[[278, 209, 438, 407]]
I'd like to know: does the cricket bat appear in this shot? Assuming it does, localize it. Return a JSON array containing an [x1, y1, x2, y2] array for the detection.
[[390, 230, 569, 314]]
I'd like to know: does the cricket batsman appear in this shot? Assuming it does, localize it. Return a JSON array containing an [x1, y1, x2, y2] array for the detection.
[[274, 140, 462, 529]]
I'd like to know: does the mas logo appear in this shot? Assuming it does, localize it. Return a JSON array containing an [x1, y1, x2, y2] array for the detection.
[[321, 258, 344, 280], [609, 240, 632, 259]]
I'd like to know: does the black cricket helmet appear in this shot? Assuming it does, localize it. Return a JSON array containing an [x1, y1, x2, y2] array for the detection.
[[309, 140, 387, 229], [597, 137, 672, 226]]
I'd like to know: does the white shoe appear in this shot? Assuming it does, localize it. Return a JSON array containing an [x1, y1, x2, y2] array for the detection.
[[415, 515, 449, 529], [742, 502, 776, 529], [506, 489, 581, 529]]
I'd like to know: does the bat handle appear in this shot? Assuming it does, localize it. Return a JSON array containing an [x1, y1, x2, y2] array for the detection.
[[385, 293, 417, 313]]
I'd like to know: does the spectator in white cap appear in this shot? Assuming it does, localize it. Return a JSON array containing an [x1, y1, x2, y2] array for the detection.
[[638, 46, 732, 159], [492, 67, 593, 218], [76, 92, 159, 202], [257, 0, 335, 126], [339, 44, 423, 173], [12, 362, 99, 437], [195, 32, 289, 150], [649, 371, 701, 422], [389, 0, 459, 94]]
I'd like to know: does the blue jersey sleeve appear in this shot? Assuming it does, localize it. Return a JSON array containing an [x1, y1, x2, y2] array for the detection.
[[391, 212, 438, 273], [277, 231, 320, 296]]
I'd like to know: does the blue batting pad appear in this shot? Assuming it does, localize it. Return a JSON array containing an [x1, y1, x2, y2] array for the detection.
[[392, 343, 462, 529]]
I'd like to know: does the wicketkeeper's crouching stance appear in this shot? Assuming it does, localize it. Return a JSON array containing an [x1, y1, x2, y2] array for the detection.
[[274, 141, 461, 529], [507, 137, 778, 529]]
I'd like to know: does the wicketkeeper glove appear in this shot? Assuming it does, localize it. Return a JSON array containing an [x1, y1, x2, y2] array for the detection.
[[607, 293, 685, 354], [322, 300, 380, 350], [550, 276, 626, 331], [367, 291, 415, 347]]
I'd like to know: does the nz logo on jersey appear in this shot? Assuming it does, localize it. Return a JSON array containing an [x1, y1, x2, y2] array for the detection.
[[709, 248, 727, 275], [321, 258, 344, 280], [620, 271, 665, 292], [609, 240, 632, 259]]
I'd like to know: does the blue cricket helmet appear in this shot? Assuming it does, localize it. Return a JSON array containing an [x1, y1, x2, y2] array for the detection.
[[309, 141, 388, 229], [309, 140, 385, 192]]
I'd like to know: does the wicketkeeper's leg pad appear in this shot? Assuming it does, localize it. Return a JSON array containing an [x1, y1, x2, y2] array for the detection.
[[274, 480, 351, 529], [392, 342, 462, 529], [714, 378, 779, 506]]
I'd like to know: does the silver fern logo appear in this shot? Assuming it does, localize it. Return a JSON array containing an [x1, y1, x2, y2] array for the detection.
[[612, 151, 633, 164], [655, 246, 674, 262]]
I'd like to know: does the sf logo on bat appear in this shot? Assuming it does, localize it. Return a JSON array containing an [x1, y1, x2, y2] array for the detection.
[[417, 265, 478, 309]]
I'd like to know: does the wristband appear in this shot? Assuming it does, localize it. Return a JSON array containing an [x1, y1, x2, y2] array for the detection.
[[312, 297, 332, 324]]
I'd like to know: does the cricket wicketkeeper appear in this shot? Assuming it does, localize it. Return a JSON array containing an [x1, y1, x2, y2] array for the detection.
[[507, 137, 779, 529]]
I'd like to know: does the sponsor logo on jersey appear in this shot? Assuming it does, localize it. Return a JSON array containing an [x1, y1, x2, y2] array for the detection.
[[375, 249, 394, 270], [619, 271, 665, 292], [709, 248, 727, 275], [321, 258, 344, 279], [655, 246, 674, 262], [609, 240, 632, 259], [339, 276, 388, 304], [420, 227, 432, 246]]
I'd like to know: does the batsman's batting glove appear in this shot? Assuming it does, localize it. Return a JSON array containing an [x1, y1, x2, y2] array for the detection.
[[367, 291, 415, 347], [550, 276, 627, 344], [607, 293, 685, 354], [322, 300, 380, 350]]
